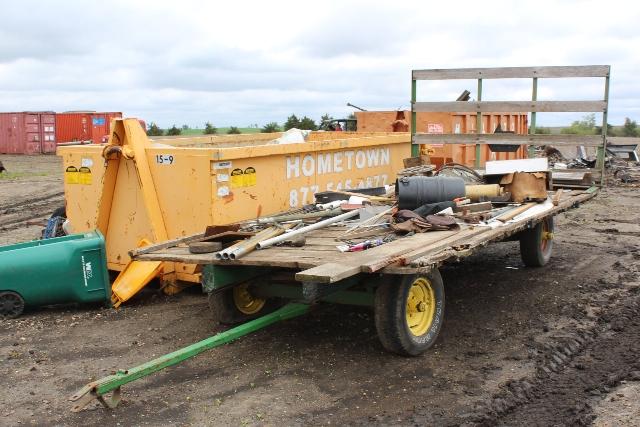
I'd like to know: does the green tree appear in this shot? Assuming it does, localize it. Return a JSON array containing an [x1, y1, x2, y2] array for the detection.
[[298, 116, 317, 131], [146, 122, 164, 136], [283, 114, 301, 130], [166, 125, 181, 136], [561, 113, 596, 135], [204, 122, 217, 135], [227, 126, 241, 134], [261, 122, 281, 133], [181, 124, 190, 130], [319, 113, 334, 131], [622, 117, 638, 137], [534, 127, 551, 134], [595, 123, 614, 136]]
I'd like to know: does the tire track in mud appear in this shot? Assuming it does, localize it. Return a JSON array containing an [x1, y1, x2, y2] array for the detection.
[[0, 191, 64, 212], [454, 268, 640, 426], [0, 191, 64, 231], [461, 291, 640, 427]]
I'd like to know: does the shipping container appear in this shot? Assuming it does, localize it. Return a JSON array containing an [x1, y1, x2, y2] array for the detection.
[[55, 111, 122, 144], [355, 110, 529, 167], [0, 112, 56, 154]]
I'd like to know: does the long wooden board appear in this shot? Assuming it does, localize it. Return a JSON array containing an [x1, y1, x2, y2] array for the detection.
[[412, 100, 606, 113], [295, 229, 462, 283], [412, 66, 610, 80], [413, 133, 604, 147]]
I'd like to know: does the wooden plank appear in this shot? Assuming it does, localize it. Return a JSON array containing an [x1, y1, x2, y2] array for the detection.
[[607, 137, 640, 146], [358, 230, 458, 272], [129, 232, 204, 257], [129, 230, 254, 257], [453, 202, 492, 213], [412, 100, 607, 113], [295, 230, 461, 283], [396, 228, 486, 266], [408, 189, 598, 269], [296, 245, 343, 252], [135, 245, 342, 267], [294, 263, 361, 284], [302, 228, 350, 238], [412, 66, 610, 80], [413, 133, 604, 147], [304, 237, 343, 245]]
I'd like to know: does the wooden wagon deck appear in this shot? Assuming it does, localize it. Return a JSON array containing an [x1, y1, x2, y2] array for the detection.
[[135, 189, 596, 284]]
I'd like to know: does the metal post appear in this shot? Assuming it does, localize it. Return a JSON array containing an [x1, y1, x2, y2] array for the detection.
[[528, 77, 538, 158], [597, 73, 610, 184], [70, 303, 310, 411], [411, 78, 419, 157], [475, 78, 483, 168]]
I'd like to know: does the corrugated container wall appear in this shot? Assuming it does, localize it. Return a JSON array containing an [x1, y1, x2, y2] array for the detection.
[[55, 112, 122, 144], [0, 112, 56, 154], [355, 111, 529, 167]]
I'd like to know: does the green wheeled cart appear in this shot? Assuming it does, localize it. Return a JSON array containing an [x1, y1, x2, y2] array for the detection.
[[0, 231, 111, 318]]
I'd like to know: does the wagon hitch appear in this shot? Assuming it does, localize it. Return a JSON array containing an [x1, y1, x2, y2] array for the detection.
[[69, 303, 310, 412]]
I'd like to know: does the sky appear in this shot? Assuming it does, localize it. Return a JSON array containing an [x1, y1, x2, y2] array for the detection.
[[0, 0, 638, 128]]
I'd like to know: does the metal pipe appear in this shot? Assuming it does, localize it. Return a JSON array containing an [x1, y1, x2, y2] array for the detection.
[[215, 227, 278, 260], [465, 184, 503, 200], [495, 203, 537, 222], [221, 227, 277, 259], [256, 210, 359, 250], [228, 226, 288, 260], [255, 208, 342, 224]]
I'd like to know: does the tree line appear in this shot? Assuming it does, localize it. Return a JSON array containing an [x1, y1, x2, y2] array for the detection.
[[535, 114, 639, 137], [146, 123, 241, 136], [145, 113, 356, 136]]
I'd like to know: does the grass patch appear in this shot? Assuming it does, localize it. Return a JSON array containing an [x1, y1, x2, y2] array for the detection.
[[177, 127, 261, 135], [0, 171, 50, 180]]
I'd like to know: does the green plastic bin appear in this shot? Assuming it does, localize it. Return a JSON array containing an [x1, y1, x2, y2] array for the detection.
[[0, 230, 110, 318]]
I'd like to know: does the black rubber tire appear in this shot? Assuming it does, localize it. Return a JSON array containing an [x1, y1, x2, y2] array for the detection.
[[50, 205, 66, 219], [519, 217, 554, 267], [207, 284, 281, 325], [374, 270, 446, 356], [0, 291, 25, 319]]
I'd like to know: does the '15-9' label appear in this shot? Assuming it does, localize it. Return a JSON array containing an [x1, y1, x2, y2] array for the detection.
[[156, 155, 175, 165]]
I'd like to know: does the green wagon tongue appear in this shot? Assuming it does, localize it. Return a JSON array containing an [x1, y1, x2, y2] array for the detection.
[[69, 303, 310, 412]]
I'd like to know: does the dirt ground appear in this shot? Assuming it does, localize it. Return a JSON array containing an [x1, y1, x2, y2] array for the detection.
[[0, 155, 64, 245], [1, 154, 639, 426]]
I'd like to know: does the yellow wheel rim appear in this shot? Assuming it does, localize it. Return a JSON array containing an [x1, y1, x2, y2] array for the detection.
[[232, 283, 266, 315], [405, 277, 436, 337], [541, 221, 553, 252]]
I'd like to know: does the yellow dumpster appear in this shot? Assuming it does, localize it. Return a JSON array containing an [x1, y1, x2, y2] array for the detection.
[[57, 119, 410, 301]]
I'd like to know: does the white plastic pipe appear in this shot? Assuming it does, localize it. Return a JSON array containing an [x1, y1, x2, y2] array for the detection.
[[256, 209, 359, 250]]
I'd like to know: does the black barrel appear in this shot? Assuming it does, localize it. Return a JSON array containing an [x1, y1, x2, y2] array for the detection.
[[396, 176, 465, 209]]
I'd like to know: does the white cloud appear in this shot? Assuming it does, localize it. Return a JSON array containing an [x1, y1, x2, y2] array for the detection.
[[0, 0, 638, 127]]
